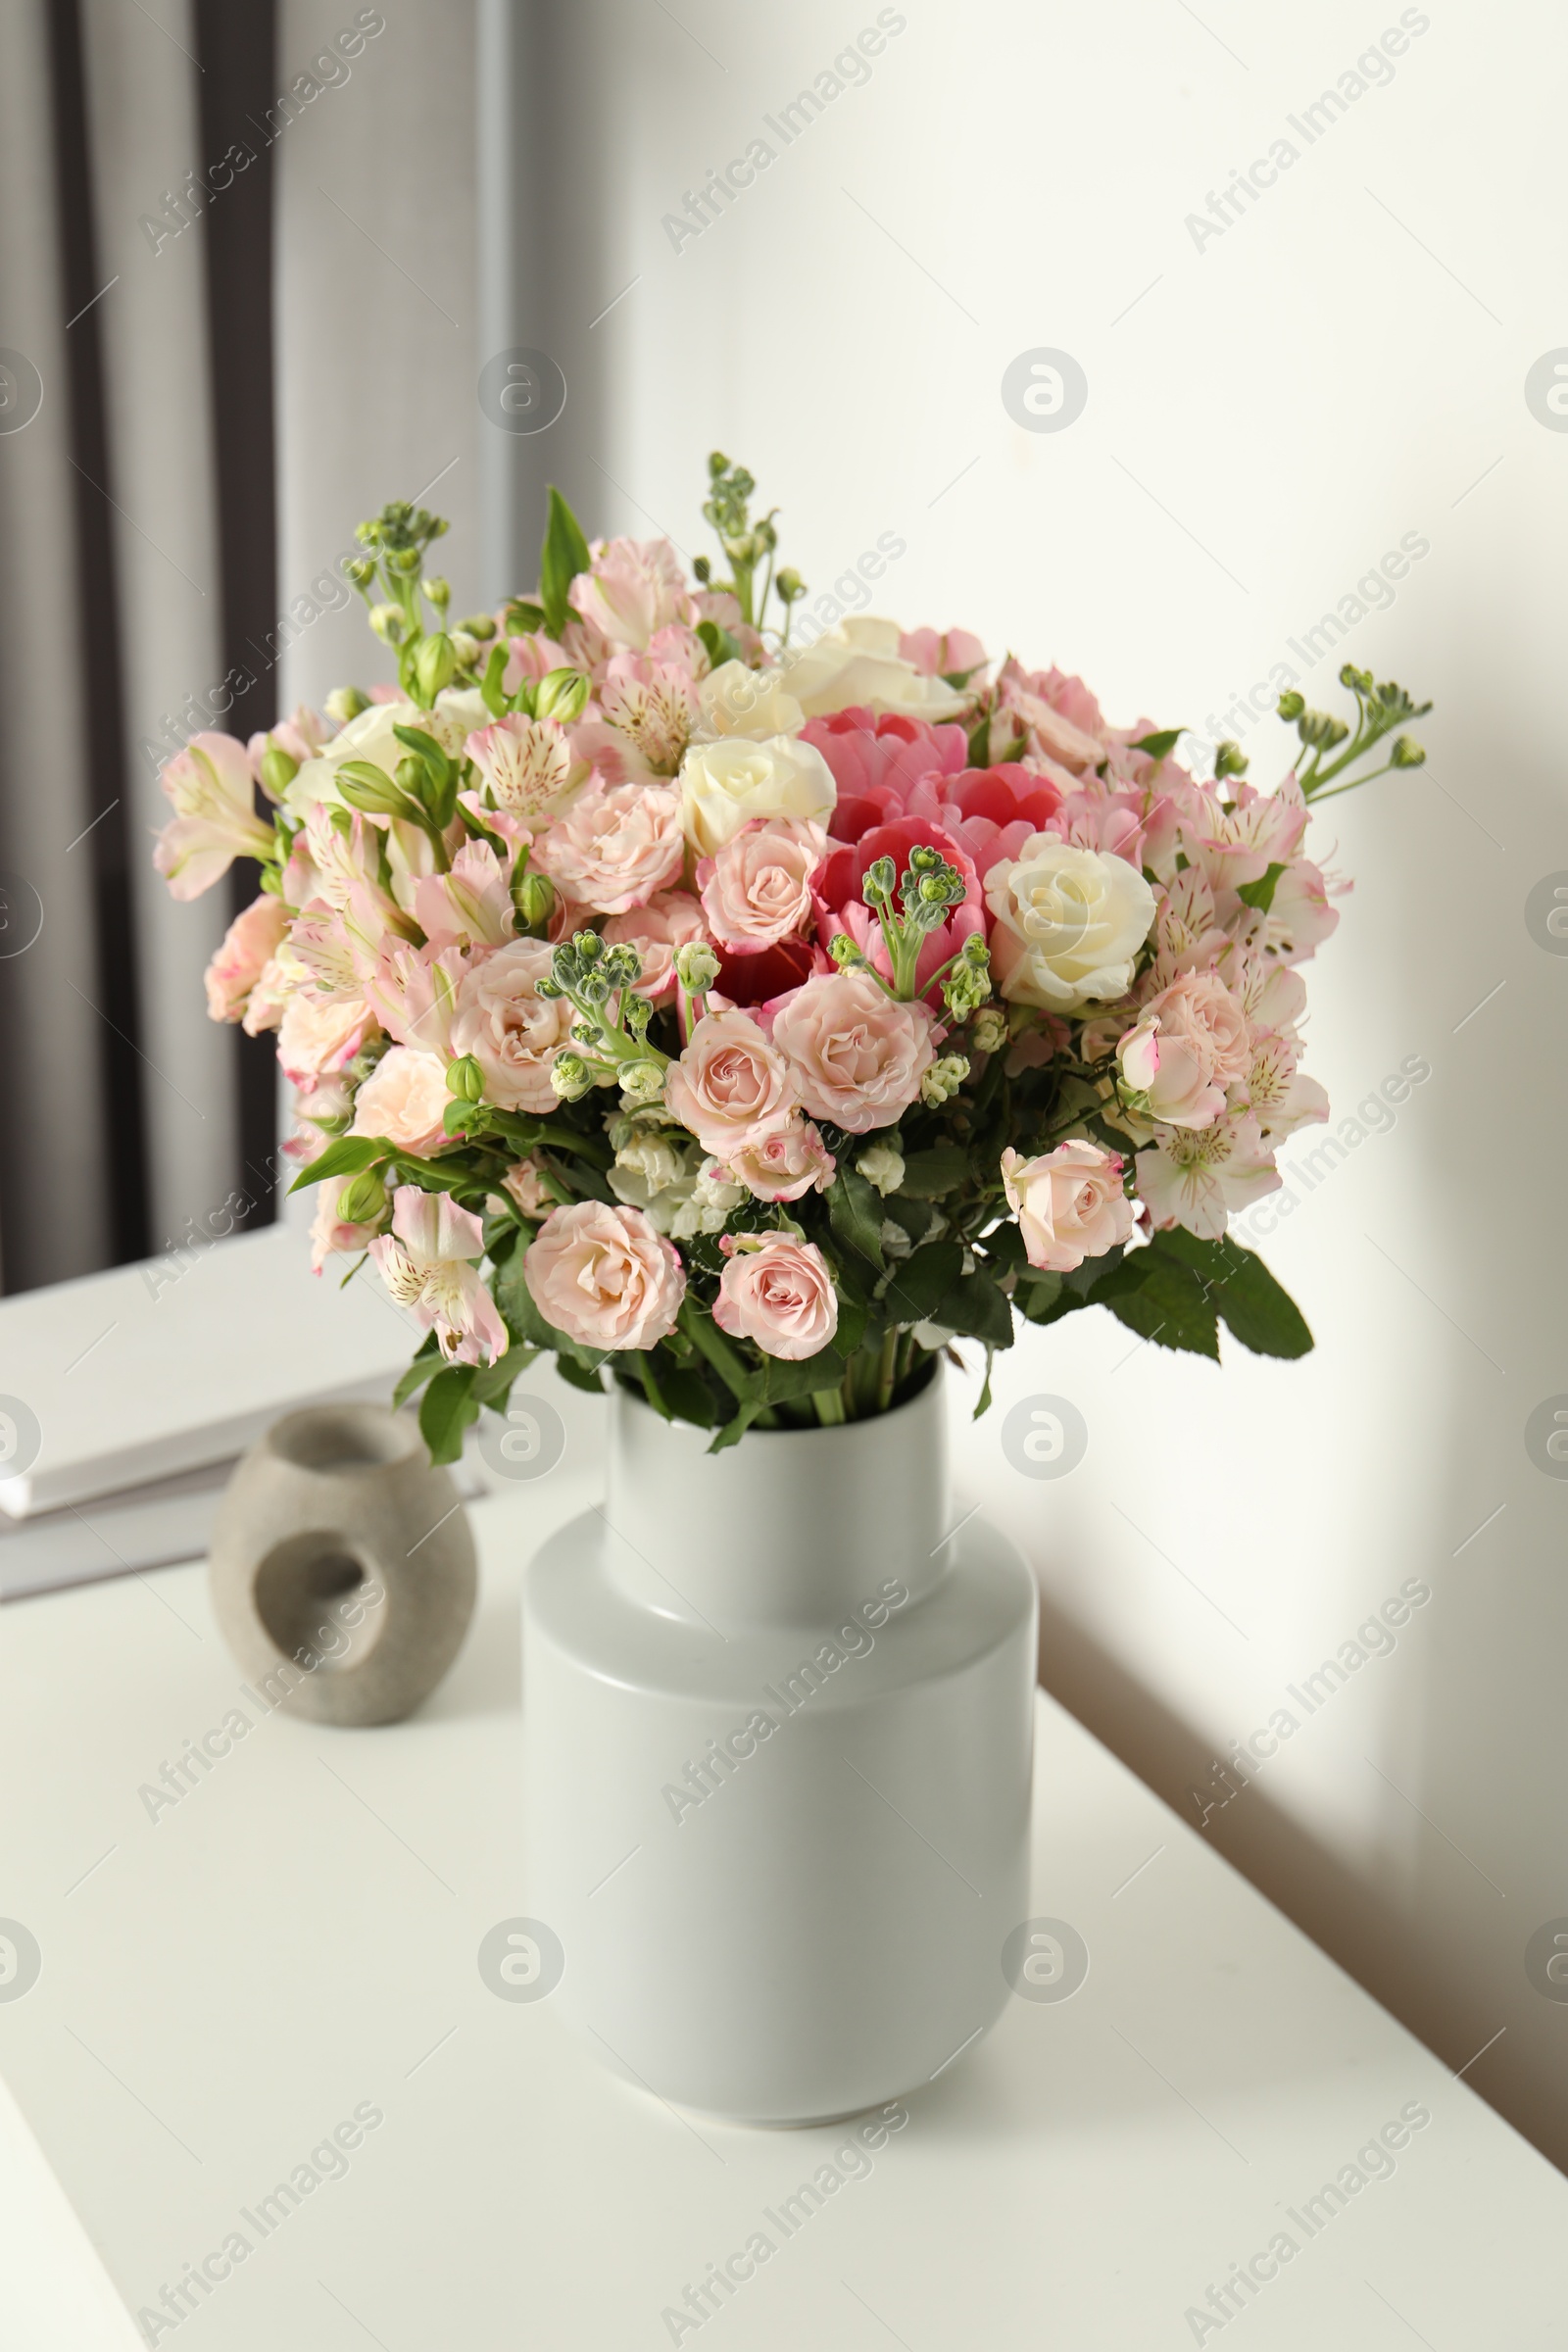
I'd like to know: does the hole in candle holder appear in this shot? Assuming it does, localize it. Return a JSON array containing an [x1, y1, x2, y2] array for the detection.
[[253, 1532, 385, 1675], [267, 1404, 417, 1474]]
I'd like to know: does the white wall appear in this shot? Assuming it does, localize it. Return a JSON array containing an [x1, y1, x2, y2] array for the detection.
[[270, 0, 1568, 2166]]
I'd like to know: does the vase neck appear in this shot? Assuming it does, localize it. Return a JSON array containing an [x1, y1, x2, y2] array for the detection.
[[600, 1372, 951, 1633]]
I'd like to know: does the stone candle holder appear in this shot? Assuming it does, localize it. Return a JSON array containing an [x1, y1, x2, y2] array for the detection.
[[209, 1403, 476, 1727]]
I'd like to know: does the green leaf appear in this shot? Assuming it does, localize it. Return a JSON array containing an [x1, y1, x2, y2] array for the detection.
[[882, 1240, 963, 1325], [419, 1365, 478, 1464], [1236, 860, 1288, 914], [1130, 727, 1187, 760], [471, 1343, 539, 1406], [391, 724, 453, 784], [287, 1136, 384, 1194], [832, 1295, 869, 1358], [828, 1162, 886, 1271], [503, 598, 547, 635], [659, 1362, 717, 1429], [493, 1250, 608, 1374], [392, 1333, 442, 1407], [898, 1145, 970, 1199], [1152, 1228, 1313, 1359], [935, 1269, 1014, 1348], [709, 1399, 763, 1453], [539, 486, 592, 638], [679, 1298, 758, 1402], [480, 643, 509, 718], [696, 617, 742, 669], [555, 1355, 607, 1397], [760, 1350, 850, 1405], [1093, 1249, 1219, 1360]]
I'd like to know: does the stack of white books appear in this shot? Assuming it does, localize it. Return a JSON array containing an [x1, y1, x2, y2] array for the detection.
[[0, 1225, 423, 1600]]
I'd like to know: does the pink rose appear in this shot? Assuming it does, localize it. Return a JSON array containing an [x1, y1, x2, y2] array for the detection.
[[719, 1119, 835, 1202], [523, 1200, 685, 1350], [713, 1235, 839, 1361], [1001, 1140, 1134, 1273], [699, 818, 826, 955], [351, 1048, 451, 1156], [770, 970, 935, 1134], [450, 938, 575, 1112], [567, 537, 694, 651], [665, 1008, 799, 1156], [277, 991, 376, 1083], [204, 895, 287, 1024], [533, 778, 685, 914], [1119, 970, 1250, 1129], [498, 1158, 556, 1218], [370, 1188, 508, 1366], [898, 627, 987, 679], [602, 890, 711, 1006]]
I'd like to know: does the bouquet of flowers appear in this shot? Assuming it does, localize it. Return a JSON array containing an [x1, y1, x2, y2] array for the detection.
[[156, 456, 1429, 1457]]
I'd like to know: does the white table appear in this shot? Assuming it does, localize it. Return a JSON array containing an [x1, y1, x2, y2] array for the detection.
[[1, 1422, 1563, 2350]]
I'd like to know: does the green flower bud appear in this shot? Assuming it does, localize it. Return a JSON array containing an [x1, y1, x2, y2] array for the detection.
[[828, 932, 865, 970], [450, 630, 480, 670], [919, 1054, 970, 1107], [1213, 739, 1250, 779], [673, 940, 721, 993], [343, 556, 375, 591], [368, 603, 406, 646], [415, 632, 458, 703], [774, 567, 806, 605], [457, 613, 497, 641], [337, 1168, 388, 1226], [970, 1005, 1007, 1055], [550, 1052, 596, 1102], [514, 868, 555, 930], [1275, 690, 1305, 722], [448, 1054, 485, 1102], [259, 746, 299, 801], [324, 685, 369, 726], [534, 666, 591, 723], [337, 760, 410, 816], [421, 575, 451, 610], [692, 554, 712, 583], [1390, 735, 1426, 768], [619, 1058, 666, 1105]]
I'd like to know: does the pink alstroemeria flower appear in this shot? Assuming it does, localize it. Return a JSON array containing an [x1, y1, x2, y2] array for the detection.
[[369, 1189, 508, 1366]]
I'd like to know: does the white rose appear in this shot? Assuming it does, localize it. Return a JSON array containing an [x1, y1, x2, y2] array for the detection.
[[678, 734, 836, 858], [984, 836, 1156, 1011], [284, 689, 490, 820], [778, 616, 969, 722], [696, 660, 806, 742]]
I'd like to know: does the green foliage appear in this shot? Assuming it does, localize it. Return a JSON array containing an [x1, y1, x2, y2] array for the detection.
[[539, 486, 591, 638]]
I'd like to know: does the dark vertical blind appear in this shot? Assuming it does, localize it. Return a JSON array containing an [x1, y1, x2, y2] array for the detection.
[[195, 0, 280, 1234]]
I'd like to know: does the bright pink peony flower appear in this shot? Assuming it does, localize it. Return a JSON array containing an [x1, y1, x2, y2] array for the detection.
[[802, 709, 970, 836], [713, 1234, 839, 1360], [523, 1200, 685, 1349]]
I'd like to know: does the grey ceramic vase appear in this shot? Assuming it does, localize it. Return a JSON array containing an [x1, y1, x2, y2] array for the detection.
[[209, 1403, 476, 1727]]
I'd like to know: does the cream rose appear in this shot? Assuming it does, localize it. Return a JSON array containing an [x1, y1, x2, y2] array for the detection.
[[697, 660, 806, 741], [770, 970, 935, 1134], [1001, 1140, 1134, 1273], [778, 616, 970, 722], [532, 777, 685, 913], [713, 1235, 839, 1360], [350, 1047, 451, 1156], [699, 819, 825, 954], [283, 690, 488, 821], [678, 735, 836, 858], [665, 1009, 799, 1156], [522, 1200, 685, 1349], [450, 938, 575, 1112], [985, 836, 1156, 1011]]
